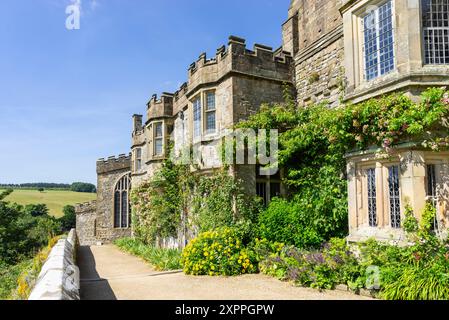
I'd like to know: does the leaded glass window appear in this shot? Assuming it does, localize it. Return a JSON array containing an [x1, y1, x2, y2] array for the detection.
[[135, 148, 142, 171], [114, 173, 131, 229], [388, 166, 401, 229], [270, 183, 281, 200], [362, 1, 395, 80], [193, 97, 202, 139], [256, 166, 282, 207], [154, 122, 163, 156], [422, 0, 449, 64], [205, 92, 216, 134], [367, 168, 377, 227], [256, 182, 267, 206], [427, 164, 438, 206]]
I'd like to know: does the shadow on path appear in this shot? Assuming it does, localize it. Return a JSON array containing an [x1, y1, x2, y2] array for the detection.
[[77, 246, 117, 300]]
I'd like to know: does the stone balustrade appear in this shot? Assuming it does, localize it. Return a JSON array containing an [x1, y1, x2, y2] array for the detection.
[[28, 229, 80, 300]]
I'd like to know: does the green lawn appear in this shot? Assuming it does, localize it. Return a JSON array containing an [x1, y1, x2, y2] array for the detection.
[[1, 189, 96, 217]]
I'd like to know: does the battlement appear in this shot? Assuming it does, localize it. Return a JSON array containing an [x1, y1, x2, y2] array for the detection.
[[187, 35, 292, 76], [75, 200, 97, 214], [144, 36, 293, 119], [172, 36, 292, 106], [146, 92, 174, 121], [97, 153, 131, 174]]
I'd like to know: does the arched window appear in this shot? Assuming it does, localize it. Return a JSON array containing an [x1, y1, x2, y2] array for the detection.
[[114, 173, 131, 229]]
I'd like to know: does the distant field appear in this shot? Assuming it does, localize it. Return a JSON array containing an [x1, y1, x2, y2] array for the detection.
[[1, 189, 96, 217]]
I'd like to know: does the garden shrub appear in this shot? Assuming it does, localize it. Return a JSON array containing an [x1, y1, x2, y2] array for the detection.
[[258, 203, 449, 299], [260, 238, 363, 290], [259, 196, 345, 249], [132, 158, 261, 245], [182, 226, 258, 276], [239, 88, 449, 248]]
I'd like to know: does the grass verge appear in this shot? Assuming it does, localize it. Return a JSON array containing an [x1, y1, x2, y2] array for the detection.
[[114, 237, 182, 271]]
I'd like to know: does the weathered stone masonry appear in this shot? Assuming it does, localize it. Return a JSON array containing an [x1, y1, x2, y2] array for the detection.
[[77, 0, 449, 245], [76, 155, 132, 245]]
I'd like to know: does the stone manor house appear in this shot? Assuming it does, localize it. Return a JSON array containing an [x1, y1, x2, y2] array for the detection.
[[76, 0, 449, 246]]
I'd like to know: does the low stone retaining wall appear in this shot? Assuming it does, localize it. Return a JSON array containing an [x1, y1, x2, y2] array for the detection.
[[28, 229, 80, 300]]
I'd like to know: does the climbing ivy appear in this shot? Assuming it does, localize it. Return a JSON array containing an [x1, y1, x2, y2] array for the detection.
[[238, 87, 449, 247], [131, 161, 191, 244], [131, 160, 261, 245]]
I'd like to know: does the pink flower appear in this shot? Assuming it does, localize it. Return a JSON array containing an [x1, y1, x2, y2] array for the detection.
[[443, 93, 449, 105], [383, 138, 392, 148]]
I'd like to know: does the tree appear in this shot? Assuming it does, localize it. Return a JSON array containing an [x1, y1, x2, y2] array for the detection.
[[23, 204, 49, 217], [59, 205, 76, 231], [0, 189, 13, 201], [70, 182, 96, 193]]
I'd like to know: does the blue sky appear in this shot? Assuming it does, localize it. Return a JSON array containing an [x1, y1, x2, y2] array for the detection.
[[0, 0, 290, 184]]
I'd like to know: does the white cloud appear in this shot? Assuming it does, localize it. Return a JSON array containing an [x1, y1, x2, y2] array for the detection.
[[90, 0, 100, 11], [66, 0, 99, 16]]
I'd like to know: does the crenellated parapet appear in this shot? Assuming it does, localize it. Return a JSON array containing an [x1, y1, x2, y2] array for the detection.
[[75, 200, 97, 214], [186, 36, 292, 77], [146, 92, 174, 123], [170, 35, 293, 114], [97, 153, 131, 174]]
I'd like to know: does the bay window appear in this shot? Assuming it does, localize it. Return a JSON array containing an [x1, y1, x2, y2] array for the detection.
[[193, 97, 201, 139], [367, 168, 378, 227], [422, 0, 449, 64], [154, 122, 164, 156], [362, 0, 395, 81], [388, 165, 401, 229], [205, 92, 216, 134], [135, 148, 142, 171]]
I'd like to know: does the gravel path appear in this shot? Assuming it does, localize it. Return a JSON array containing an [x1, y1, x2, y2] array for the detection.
[[78, 245, 371, 300]]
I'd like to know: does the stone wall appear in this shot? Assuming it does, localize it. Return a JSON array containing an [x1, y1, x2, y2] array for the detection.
[[76, 155, 133, 246], [28, 229, 80, 300], [232, 76, 290, 123], [75, 201, 97, 246], [284, 0, 345, 107], [96, 155, 132, 243], [295, 33, 345, 107]]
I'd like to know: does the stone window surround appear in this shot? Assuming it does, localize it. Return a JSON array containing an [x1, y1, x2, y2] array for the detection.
[[256, 167, 285, 207], [153, 121, 164, 157], [422, 0, 449, 65], [134, 147, 142, 172], [347, 147, 449, 242], [113, 173, 131, 230], [342, 0, 449, 104], [343, 0, 398, 91], [190, 88, 219, 144], [354, 158, 402, 230], [144, 120, 166, 162]]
